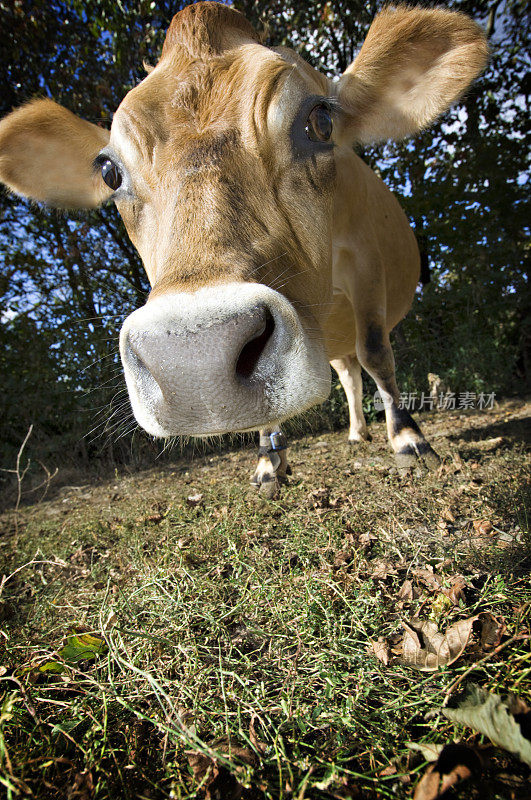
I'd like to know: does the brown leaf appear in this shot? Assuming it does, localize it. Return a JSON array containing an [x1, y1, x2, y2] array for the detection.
[[397, 579, 415, 603], [441, 508, 456, 523], [187, 740, 258, 800], [358, 532, 376, 549], [442, 576, 467, 606], [401, 616, 477, 671], [472, 519, 493, 536], [249, 715, 267, 755], [333, 548, 355, 569], [328, 494, 345, 509], [69, 770, 94, 800], [508, 694, 530, 716], [414, 767, 441, 800], [187, 751, 221, 791], [412, 567, 443, 593], [370, 637, 390, 666], [414, 763, 471, 799], [413, 744, 480, 799], [371, 559, 399, 579], [479, 611, 506, 651], [146, 513, 163, 523], [308, 487, 330, 509]]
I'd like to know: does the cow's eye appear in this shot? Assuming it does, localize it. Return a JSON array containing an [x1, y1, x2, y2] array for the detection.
[[306, 103, 333, 143], [101, 159, 122, 190]]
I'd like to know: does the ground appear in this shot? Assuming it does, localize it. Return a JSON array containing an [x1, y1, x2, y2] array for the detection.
[[0, 398, 530, 799]]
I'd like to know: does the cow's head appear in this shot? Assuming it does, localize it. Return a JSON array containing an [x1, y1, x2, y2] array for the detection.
[[0, 2, 487, 436]]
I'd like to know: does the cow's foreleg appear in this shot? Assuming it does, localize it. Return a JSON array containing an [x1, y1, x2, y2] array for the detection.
[[356, 324, 440, 471], [331, 355, 371, 443], [251, 429, 291, 497]]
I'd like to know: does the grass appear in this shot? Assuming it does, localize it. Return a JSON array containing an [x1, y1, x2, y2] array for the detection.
[[0, 397, 530, 798]]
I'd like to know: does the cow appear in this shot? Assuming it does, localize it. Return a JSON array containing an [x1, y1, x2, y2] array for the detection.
[[0, 2, 487, 495]]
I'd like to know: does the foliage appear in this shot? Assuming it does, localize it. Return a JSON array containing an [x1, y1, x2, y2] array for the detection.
[[0, 0, 529, 477]]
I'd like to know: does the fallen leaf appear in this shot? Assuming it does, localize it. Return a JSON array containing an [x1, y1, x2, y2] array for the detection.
[[187, 739, 258, 800], [333, 548, 355, 569], [430, 594, 453, 617], [442, 576, 467, 606], [187, 751, 223, 795], [249, 715, 267, 755], [413, 567, 443, 593], [441, 508, 456, 523], [472, 519, 493, 536], [69, 770, 94, 800], [508, 694, 530, 716], [308, 487, 330, 509], [413, 744, 480, 799], [474, 436, 504, 452], [443, 686, 531, 767], [407, 741, 444, 762], [397, 579, 415, 603], [370, 637, 390, 666], [58, 633, 107, 663], [401, 616, 476, 671], [68, 770, 94, 800], [371, 559, 399, 579], [37, 632, 107, 674], [478, 612, 506, 651], [358, 532, 376, 549], [38, 660, 65, 675]]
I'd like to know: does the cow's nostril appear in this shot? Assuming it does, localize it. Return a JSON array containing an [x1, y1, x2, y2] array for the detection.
[[124, 334, 165, 398], [235, 309, 275, 382]]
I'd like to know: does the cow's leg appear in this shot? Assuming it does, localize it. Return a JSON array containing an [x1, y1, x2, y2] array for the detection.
[[251, 429, 291, 497], [356, 323, 440, 471], [331, 355, 371, 443]]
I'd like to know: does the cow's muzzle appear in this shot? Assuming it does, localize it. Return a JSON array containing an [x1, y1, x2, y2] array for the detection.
[[119, 282, 330, 437]]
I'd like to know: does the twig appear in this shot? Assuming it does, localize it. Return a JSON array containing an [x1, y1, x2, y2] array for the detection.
[[0, 558, 68, 599], [32, 461, 59, 503], [0, 424, 33, 543]]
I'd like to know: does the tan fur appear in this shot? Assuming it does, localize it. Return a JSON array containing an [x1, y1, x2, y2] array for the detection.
[[0, 99, 110, 207], [338, 6, 488, 143], [160, 1, 259, 60], [111, 41, 332, 319]]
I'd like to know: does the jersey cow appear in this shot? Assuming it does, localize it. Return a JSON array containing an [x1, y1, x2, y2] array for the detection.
[[0, 2, 487, 494]]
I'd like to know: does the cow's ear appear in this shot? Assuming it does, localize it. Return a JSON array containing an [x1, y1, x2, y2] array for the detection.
[[0, 99, 111, 208], [337, 7, 488, 144]]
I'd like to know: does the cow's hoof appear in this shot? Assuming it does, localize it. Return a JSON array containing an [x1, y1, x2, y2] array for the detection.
[[348, 432, 372, 444], [251, 454, 290, 496], [251, 471, 287, 499], [258, 475, 281, 499], [422, 446, 441, 470], [395, 451, 417, 474], [395, 443, 440, 474]]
